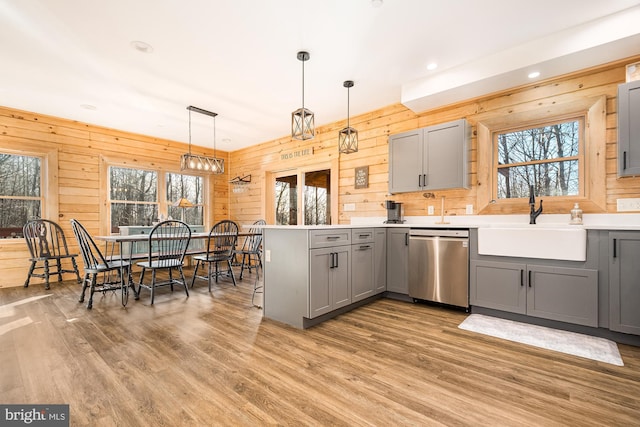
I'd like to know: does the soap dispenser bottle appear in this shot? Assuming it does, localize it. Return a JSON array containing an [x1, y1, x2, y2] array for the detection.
[[570, 203, 583, 225]]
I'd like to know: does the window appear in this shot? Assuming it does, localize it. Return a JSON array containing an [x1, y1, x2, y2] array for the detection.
[[476, 96, 606, 213], [273, 168, 332, 226], [108, 165, 205, 232], [0, 153, 42, 238], [166, 172, 204, 224], [109, 166, 158, 232], [495, 118, 581, 199]]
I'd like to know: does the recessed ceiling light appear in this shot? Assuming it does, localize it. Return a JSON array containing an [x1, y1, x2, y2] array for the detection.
[[80, 104, 97, 110], [222, 138, 232, 144], [427, 62, 438, 71], [371, 0, 383, 7], [130, 40, 154, 54], [528, 71, 541, 79]]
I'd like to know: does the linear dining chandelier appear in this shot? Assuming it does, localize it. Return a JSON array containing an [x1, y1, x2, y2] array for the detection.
[[181, 105, 224, 174], [291, 51, 315, 140]]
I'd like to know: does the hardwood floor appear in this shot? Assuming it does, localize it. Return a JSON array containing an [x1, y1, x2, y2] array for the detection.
[[2, 269, 640, 426]]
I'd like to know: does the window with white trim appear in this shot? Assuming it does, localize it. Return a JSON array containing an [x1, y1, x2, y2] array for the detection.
[[0, 153, 42, 238]]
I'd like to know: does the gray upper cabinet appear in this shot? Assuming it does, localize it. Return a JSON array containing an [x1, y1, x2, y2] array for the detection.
[[618, 80, 640, 177], [388, 119, 469, 193], [609, 231, 640, 335]]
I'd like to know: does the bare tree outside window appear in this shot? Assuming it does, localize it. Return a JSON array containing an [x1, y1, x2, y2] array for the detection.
[[275, 175, 297, 225], [166, 172, 204, 224], [496, 119, 580, 199], [0, 153, 41, 238], [304, 170, 330, 225], [109, 166, 158, 232]]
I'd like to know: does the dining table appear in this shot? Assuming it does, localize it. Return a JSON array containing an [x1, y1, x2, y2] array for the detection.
[[93, 231, 257, 301]]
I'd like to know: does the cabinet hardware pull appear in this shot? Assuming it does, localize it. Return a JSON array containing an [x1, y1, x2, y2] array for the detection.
[[528, 270, 532, 287], [335, 253, 339, 268], [623, 151, 627, 170], [405, 233, 409, 246], [520, 269, 524, 287], [613, 238, 617, 258], [423, 174, 427, 187], [418, 174, 423, 187], [329, 252, 334, 268], [359, 245, 371, 250], [326, 236, 340, 240]]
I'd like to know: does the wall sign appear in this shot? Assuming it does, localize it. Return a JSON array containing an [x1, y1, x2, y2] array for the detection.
[[354, 166, 369, 189], [280, 147, 314, 160]]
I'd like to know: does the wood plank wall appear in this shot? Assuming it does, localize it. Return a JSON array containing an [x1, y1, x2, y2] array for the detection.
[[0, 109, 229, 288], [2, 55, 640, 287], [228, 56, 640, 226]]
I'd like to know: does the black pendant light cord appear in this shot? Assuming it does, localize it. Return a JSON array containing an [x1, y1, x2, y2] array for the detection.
[[188, 108, 192, 155]]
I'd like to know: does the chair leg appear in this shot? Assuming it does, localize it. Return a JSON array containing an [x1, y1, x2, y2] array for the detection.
[[79, 273, 90, 303], [71, 257, 82, 283], [239, 254, 247, 280], [207, 261, 213, 292], [87, 274, 97, 309], [150, 270, 156, 305], [178, 267, 189, 298], [191, 260, 200, 288], [43, 260, 51, 290], [227, 260, 237, 286], [56, 258, 64, 282], [24, 261, 36, 288]]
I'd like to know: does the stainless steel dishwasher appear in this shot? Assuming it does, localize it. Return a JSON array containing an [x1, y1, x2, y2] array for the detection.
[[408, 229, 469, 309]]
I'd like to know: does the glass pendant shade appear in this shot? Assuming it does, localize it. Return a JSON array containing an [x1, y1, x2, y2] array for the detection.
[[181, 105, 224, 174], [339, 80, 358, 154], [292, 51, 315, 140]]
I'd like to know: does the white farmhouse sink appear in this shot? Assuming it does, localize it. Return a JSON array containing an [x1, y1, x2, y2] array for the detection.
[[477, 225, 587, 261]]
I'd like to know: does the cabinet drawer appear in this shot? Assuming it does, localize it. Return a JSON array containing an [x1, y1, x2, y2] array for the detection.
[[351, 228, 374, 244], [309, 229, 351, 249]]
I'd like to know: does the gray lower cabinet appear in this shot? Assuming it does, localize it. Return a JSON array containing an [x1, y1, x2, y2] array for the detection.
[[309, 245, 351, 318], [386, 228, 409, 294], [351, 228, 387, 302], [265, 227, 387, 328], [471, 260, 598, 327], [374, 228, 387, 293], [609, 232, 640, 335], [352, 229, 375, 303]]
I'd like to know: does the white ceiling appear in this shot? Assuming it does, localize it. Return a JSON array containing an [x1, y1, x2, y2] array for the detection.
[[2, 0, 640, 151]]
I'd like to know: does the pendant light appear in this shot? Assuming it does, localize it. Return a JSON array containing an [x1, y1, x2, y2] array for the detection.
[[291, 51, 315, 140], [338, 80, 358, 154], [180, 106, 224, 174]]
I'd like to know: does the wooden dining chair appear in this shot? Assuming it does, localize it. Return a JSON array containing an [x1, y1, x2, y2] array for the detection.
[[23, 218, 82, 290], [191, 220, 239, 291], [137, 220, 191, 304], [234, 219, 265, 280], [70, 219, 132, 309]]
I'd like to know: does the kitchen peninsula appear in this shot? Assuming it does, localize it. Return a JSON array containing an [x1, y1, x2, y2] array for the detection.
[[261, 216, 640, 348]]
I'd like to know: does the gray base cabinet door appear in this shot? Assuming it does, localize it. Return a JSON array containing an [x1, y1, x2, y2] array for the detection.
[[374, 228, 387, 293], [470, 260, 527, 314], [527, 265, 598, 327], [610, 232, 640, 335], [471, 260, 598, 327], [386, 228, 409, 294], [309, 246, 351, 318], [352, 243, 374, 302]]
